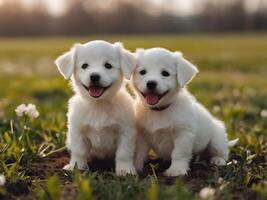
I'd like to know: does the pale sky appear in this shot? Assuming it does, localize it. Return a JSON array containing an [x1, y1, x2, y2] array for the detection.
[[0, 0, 266, 16]]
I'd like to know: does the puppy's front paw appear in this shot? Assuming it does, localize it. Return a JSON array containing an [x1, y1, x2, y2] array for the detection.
[[116, 163, 137, 176], [163, 161, 189, 177], [210, 157, 226, 166], [163, 167, 188, 177], [63, 162, 88, 171]]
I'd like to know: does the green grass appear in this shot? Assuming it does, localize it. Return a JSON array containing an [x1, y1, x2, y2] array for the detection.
[[0, 34, 267, 200]]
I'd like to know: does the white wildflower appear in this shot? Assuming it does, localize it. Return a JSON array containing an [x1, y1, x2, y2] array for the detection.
[[212, 105, 221, 113], [15, 104, 27, 117], [15, 103, 39, 118], [0, 174, 6, 186], [25, 104, 39, 118], [260, 109, 267, 118], [218, 177, 224, 184], [199, 187, 215, 200]]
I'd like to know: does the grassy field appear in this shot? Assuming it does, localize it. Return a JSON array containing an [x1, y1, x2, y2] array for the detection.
[[0, 34, 266, 200]]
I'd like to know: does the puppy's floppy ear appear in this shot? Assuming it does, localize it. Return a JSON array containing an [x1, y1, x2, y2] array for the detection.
[[173, 52, 198, 87], [54, 43, 82, 79], [114, 42, 136, 80]]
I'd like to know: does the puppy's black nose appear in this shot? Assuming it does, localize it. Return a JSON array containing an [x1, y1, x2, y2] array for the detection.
[[147, 81, 157, 90], [90, 74, 100, 83]]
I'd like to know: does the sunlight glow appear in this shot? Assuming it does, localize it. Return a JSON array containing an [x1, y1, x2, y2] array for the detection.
[[2, 0, 265, 16], [43, 0, 66, 16]]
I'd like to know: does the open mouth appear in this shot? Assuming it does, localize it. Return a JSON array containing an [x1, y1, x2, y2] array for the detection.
[[82, 84, 111, 98], [141, 90, 169, 105]]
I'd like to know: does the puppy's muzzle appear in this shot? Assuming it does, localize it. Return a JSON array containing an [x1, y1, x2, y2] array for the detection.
[[82, 73, 111, 98], [141, 80, 169, 106]]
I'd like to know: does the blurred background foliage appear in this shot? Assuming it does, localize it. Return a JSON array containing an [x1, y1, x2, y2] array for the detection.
[[0, 0, 267, 36]]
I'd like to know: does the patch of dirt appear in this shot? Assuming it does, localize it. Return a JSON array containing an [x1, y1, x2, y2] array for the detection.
[[3, 151, 258, 200], [3, 152, 70, 200], [24, 151, 69, 179], [6, 179, 30, 196], [9, 151, 212, 199]]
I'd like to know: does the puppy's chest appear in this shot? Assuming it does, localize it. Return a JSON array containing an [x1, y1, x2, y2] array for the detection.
[[81, 112, 120, 144], [137, 105, 193, 134], [144, 128, 175, 159], [82, 110, 119, 130], [82, 125, 119, 158], [137, 112, 182, 133]]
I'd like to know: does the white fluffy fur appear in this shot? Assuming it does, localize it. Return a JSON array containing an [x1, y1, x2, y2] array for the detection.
[[55, 40, 137, 176], [132, 48, 234, 177]]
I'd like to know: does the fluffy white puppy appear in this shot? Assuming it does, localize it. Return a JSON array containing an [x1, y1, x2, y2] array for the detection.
[[132, 48, 238, 177], [55, 40, 137, 176]]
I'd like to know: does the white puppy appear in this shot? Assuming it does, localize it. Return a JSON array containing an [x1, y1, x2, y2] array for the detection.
[[132, 48, 237, 177], [55, 40, 137, 176]]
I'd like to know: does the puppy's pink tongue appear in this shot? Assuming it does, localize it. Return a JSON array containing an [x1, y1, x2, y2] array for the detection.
[[145, 93, 159, 105], [89, 86, 104, 97]]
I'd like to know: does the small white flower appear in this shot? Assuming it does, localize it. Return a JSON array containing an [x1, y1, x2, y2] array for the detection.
[[199, 187, 215, 199], [212, 105, 221, 113], [0, 174, 6, 186], [15, 103, 40, 118], [260, 109, 267, 118], [15, 104, 27, 117], [218, 177, 224, 184], [25, 104, 40, 118]]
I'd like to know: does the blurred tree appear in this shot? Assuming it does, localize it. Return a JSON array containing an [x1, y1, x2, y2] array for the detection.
[[0, 0, 49, 36], [0, 0, 266, 36]]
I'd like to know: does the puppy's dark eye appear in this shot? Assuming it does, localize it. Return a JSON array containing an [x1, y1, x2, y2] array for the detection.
[[139, 70, 146, 75], [161, 70, 170, 77], [104, 62, 112, 69], [81, 63, 88, 69]]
